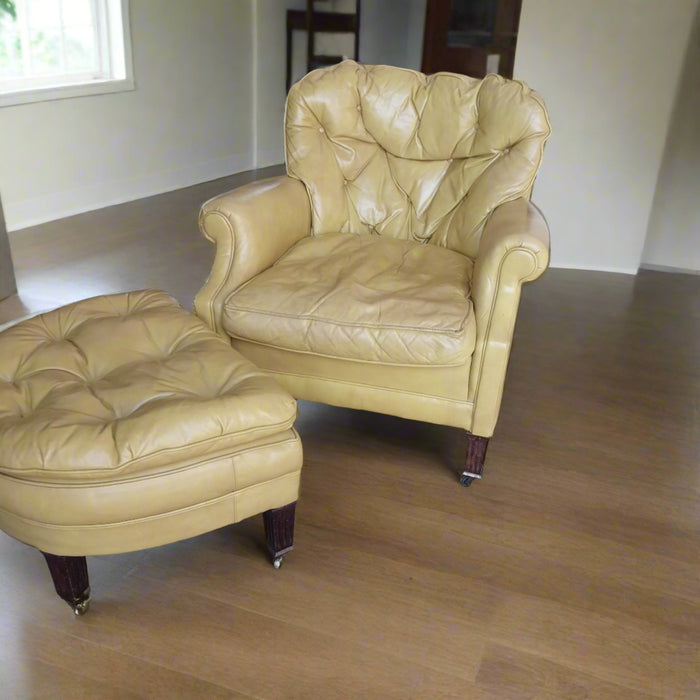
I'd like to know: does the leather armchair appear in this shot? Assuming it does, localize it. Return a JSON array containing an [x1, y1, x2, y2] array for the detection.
[[195, 61, 551, 485]]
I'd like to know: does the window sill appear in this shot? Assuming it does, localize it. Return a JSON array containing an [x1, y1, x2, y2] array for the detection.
[[0, 77, 136, 108]]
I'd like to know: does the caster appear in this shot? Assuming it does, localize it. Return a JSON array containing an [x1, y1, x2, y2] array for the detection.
[[71, 598, 90, 616], [273, 556, 284, 570], [459, 473, 475, 487]]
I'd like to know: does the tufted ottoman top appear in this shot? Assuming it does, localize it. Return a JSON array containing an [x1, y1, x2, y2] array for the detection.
[[0, 290, 297, 481]]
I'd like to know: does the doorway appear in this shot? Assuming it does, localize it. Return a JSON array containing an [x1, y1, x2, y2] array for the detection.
[[421, 0, 522, 78]]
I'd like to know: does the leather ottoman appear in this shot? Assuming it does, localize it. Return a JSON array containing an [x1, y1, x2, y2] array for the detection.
[[0, 290, 303, 614]]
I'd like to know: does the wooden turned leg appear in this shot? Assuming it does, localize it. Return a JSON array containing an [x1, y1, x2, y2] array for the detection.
[[41, 552, 91, 615], [262, 502, 296, 569], [460, 433, 489, 487]]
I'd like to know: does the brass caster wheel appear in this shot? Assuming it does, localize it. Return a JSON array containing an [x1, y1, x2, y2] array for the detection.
[[459, 473, 475, 487], [273, 556, 283, 570], [71, 598, 90, 616]]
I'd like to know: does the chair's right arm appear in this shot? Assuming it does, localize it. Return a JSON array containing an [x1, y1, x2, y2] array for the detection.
[[194, 176, 311, 334], [468, 197, 550, 437]]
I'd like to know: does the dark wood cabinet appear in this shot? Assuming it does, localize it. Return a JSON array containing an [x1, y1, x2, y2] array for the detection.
[[422, 0, 522, 78]]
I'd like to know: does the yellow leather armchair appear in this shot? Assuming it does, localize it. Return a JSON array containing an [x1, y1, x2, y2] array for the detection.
[[195, 61, 551, 485]]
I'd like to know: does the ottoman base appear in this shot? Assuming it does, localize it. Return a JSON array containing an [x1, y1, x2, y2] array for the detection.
[[40, 501, 297, 614]]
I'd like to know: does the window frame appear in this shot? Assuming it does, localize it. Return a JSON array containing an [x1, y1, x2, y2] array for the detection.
[[0, 0, 134, 107]]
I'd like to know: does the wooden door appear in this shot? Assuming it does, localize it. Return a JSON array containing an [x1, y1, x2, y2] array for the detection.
[[422, 0, 522, 78]]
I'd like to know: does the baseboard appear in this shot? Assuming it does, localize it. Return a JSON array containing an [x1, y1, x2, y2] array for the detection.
[[638, 263, 699, 276], [7, 153, 254, 232], [549, 262, 638, 275]]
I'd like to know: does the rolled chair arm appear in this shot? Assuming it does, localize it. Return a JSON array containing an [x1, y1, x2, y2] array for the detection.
[[194, 176, 311, 334], [468, 197, 550, 436]]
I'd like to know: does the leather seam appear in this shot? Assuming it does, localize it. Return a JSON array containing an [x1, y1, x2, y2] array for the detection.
[[0, 418, 297, 482], [0, 431, 300, 488], [0, 472, 301, 529], [264, 368, 474, 404], [232, 337, 468, 368], [225, 306, 470, 335]]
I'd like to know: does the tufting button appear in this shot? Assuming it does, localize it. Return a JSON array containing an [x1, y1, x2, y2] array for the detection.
[[319, 127, 325, 133]]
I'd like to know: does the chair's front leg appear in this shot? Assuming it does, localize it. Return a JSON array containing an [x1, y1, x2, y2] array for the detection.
[[460, 433, 489, 486], [41, 552, 91, 615], [263, 502, 296, 569]]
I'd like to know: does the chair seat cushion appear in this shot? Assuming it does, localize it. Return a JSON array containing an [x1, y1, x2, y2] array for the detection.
[[0, 290, 297, 481], [223, 233, 475, 366]]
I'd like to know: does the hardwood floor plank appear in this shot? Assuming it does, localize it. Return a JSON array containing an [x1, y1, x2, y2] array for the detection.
[[2, 620, 243, 698], [0, 660, 141, 700], [288, 430, 699, 643], [296, 426, 699, 603], [476, 643, 659, 699], [487, 594, 699, 697], [55, 573, 484, 697], [128, 523, 495, 682]]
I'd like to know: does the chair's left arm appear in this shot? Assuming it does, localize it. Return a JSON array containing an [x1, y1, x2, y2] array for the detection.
[[194, 176, 311, 334], [468, 197, 550, 437]]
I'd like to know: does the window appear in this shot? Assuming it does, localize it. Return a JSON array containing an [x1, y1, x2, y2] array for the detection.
[[0, 0, 133, 106]]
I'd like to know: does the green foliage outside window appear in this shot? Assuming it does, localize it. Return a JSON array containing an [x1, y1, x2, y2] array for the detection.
[[1, 1, 96, 81], [0, 1, 19, 79], [0, 1, 16, 20]]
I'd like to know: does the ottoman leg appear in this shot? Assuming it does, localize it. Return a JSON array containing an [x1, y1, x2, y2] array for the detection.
[[263, 502, 296, 569], [41, 552, 91, 616]]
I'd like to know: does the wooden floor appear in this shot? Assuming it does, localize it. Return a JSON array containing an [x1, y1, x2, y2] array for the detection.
[[0, 171, 698, 698]]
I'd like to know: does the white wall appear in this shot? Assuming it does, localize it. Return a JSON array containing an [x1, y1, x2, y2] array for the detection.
[[253, 0, 305, 169], [515, 0, 697, 273], [406, 0, 427, 70], [641, 2, 700, 274], [0, 0, 253, 232], [359, 0, 414, 67]]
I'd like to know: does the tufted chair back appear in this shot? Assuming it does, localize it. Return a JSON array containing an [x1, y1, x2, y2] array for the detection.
[[285, 61, 551, 259]]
